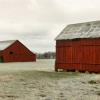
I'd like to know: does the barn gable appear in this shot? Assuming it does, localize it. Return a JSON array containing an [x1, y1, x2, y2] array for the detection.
[[4, 40, 34, 55], [56, 20, 100, 40], [0, 40, 36, 62]]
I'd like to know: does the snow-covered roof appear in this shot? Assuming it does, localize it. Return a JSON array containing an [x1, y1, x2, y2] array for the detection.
[[0, 40, 17, 50], [56, 20, 100, 40]]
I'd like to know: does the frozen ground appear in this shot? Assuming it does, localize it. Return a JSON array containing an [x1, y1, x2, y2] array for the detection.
[[0, 59, 99, 100]]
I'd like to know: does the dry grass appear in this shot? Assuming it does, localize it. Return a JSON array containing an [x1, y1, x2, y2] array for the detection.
[[0, 59, 99, 100]]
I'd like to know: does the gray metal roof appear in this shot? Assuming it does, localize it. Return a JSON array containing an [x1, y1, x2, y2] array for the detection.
[[56, 20, 100, 40], [0, 40, 17, 50]]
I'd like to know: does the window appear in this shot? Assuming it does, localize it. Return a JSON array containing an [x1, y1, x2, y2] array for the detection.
[[9, 51, 14, 54]]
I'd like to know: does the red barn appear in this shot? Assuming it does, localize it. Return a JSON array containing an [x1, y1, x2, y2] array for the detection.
[[0, 40, 36, 62], [55, 20, 100, 73]]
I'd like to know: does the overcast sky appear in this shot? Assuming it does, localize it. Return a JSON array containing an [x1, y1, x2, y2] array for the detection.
[[0, 0, 100, 53]]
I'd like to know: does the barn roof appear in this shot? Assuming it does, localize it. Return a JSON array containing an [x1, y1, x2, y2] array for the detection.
[[56, 20, 100, 40], [0, 40, 17, 50]]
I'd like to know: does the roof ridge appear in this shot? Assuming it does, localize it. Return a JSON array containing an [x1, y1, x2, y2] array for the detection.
[[56, 20, 100, 40], [0, 40, 17, 42], [68, 20, 100, 26]]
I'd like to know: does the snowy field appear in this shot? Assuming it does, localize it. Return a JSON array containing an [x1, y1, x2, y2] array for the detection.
[[0, 59, 99, 100]]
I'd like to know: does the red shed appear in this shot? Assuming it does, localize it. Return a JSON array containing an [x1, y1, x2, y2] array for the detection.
[[55, 20, 100, 73], [0, 40, 36, 62]]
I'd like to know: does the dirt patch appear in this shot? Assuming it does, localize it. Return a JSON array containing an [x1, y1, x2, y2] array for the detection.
[[0, 94, 19, 99]]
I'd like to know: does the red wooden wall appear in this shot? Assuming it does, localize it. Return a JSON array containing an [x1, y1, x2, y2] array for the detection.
[[55, 38, 100, 73], [2, 40, 36, 62]]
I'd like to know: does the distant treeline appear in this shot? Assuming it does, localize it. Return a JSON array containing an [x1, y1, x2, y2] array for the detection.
[[37, 52, 55, 59]]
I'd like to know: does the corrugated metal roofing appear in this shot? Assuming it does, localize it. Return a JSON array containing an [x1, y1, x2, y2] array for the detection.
[[56, 20, 100, 40], [0, 40, 16, 50]]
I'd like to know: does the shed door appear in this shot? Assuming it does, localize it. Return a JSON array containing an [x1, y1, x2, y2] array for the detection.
[[0, 56, 4, 62]]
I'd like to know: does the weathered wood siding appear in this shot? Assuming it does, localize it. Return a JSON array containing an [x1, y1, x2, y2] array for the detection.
[[55, 38, 100, 73]]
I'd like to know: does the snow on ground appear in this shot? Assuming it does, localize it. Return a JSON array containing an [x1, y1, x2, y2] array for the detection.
[[0, 59, 99, 100], [0, 59, 54, 72]]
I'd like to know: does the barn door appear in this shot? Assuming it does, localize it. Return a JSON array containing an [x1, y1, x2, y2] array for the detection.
[[81, 45, 95, 64], [65, 46, 72, 63], [64, 46, 82, 64], [72, 46, 82, 64], [0, 56, 4, 62]]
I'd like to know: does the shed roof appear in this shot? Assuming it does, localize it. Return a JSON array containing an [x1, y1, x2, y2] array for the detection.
[[56, 20, 100, 40], [0, 40, 17, 50]]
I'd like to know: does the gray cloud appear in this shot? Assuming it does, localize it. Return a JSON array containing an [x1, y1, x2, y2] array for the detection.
[[0, 0, 100, 53]]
